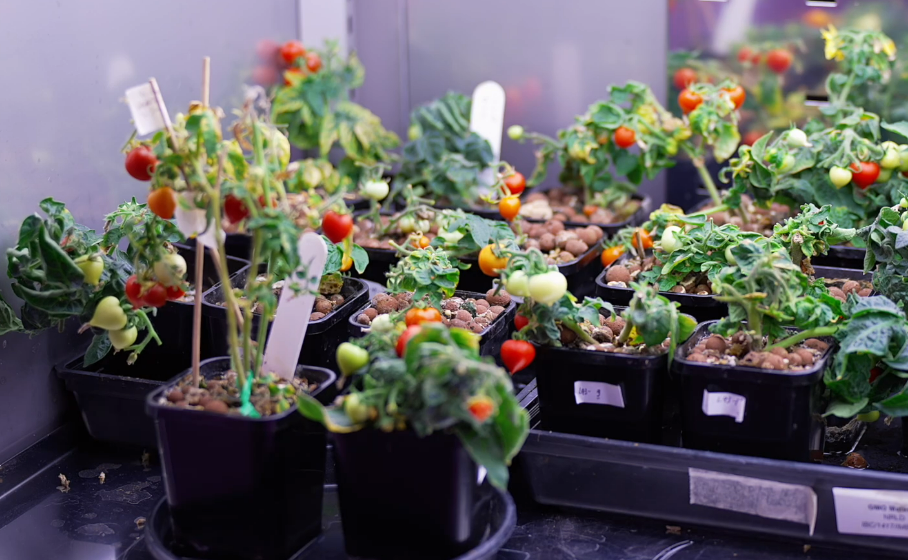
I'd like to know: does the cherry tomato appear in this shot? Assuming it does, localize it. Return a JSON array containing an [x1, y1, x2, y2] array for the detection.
[[305, 52, 322, 73], [166, 285, 185, 300], [737, 47, 754, 64], [499, 196, 521, 221], [479, 244, 509, 277], [751, 52, 762, 65], [125, 147, 157, 181], [850, 161, 880, 190], [416, 236, 431, 249], [340, 254, 353, 272], [467, 396, 496, 423], [143, 283, 168, 308], [501, 340, 536, 375], [256, 39, 280, 62], [225, 195, 250, 223], [633, 228, 654, 250], [279, 40, 306, 65], [405, 307, 442, 327], [125, 275, 144, 308], [504, 171, 526, 195], [742, 130, 764, 146], [613, 126, 636, 149], [678, 89, 703, 114], [766, 49, 793, 74], [673, 67, 697, 90], [89, 297, 127, 330], [583, 205, 598, 217], [514, 314, 529, 331], [723, 85, 746, 109], [148, 187, 177, 220], [601, 246, 626, 267], [283, 67, 303, 86], [396, 325, 422, 357], [322, 211, 354, 243]]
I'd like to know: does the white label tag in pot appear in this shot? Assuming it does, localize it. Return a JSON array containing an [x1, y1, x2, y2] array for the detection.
[[470, 81, 505, 189], [702, 390, 746, 423], [833, 487, 908, 538], [125, 82, 167, 136], [574, 381, 625, 408]]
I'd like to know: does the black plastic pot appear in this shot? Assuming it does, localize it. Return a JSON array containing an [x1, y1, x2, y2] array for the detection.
[[346, 290, 517, 363], [146, 357, 336, 560], [673, 322, 833, 462], [811, 244, 867, 270], [333, 429, 490, 559], [202, 272, 368, 372], [54, 246, 249, 448], [533, 307, 694, 443]]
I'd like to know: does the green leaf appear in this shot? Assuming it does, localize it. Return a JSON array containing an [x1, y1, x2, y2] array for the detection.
[[456, 425, 510, 490], [882, 121, 908, 141], [83, 333, 112, 367], [825, 398, 869, 418], [351, 244, 369, 274], [0, 293, 24, 336]]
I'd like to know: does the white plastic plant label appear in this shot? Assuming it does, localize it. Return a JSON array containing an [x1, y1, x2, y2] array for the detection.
[[574, 381, 625, 408], [174, 195, 222, 250], [832, 487, 908, 538], [701, 390, 746, 423], [470, 81, 505, 189], [125, 82, 167, 136]]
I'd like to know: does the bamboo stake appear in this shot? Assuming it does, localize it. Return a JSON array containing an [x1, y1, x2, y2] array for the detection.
[[190, 57, 211, 388]]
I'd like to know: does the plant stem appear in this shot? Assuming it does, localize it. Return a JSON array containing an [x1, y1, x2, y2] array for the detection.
[[766, 326, 839, 351], [746, 302, 764, 351], [617, 318, 633, 345], [694, 158, 723, 208]]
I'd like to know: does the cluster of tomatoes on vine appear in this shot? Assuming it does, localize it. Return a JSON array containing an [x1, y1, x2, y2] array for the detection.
[[251, 39, 322, 88], [496, 169, 527, 221]]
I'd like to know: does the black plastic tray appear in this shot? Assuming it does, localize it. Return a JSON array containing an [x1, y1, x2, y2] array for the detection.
[[514, 379, 908, 558], [812, 244, 867, 271], [146, 485, 516, 560], [347, 290, 517, 365], [54, 246, 250, 448], [595, 263, 872, 323], [202, 272, 368, 372]]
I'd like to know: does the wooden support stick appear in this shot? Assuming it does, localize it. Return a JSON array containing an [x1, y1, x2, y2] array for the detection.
[[190, 57, 211, 388]]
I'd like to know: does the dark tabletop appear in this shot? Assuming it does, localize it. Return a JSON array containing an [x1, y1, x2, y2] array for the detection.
[[0, 428, 876, 560]]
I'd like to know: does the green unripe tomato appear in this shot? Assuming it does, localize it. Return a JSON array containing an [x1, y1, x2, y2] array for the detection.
[[336, 342, 370, 377], [344, 394, 371, 424], [786, 128, 809, 148], [881, 148, 901, 169], [362, 180, 390, 201], [90, 296, 128, 331], [504, 270, 530, 297], [527, 271, 568, 305], [857, 410, 880, 423], [416, 219, 431, 233], [398, 216, 417, 234], [778, 154, 796, 173], [661, 226, 683, 253], [899, 146, 908, 172], [154, 253, 187, 287], [507, 125, 525, 140], [75, 254, 104, 286], [877, 167, 893, 183], [408, 124, 422, 141], [829, 166, 852, 188], [109, 326, 138, 350]]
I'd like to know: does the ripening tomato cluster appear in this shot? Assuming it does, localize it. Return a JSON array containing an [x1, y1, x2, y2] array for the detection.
[[251, 39, 322, 88], [124, 145, 183, 221], [497, 171, 526, 221], [125, 253, 188, 309], [737, 46, 793, 74]]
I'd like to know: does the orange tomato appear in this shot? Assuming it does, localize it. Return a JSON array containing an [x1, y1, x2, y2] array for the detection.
[[678, 89, 703, 114], [479, 244, 509, 277], [601, 246, 626, 267], [416, 236, 431, 249], [283, 67, 303, 86], [583, 204, 598, 217], [722, 85, 746, 109], [148, 187, 177, 220], [467, 396, 496, 423], [633, 229, 654, 250], [614, 126, 636, 149], [340, 254, 353, 272], [405, 307, 442, 327], [499, 196, 521, 221]]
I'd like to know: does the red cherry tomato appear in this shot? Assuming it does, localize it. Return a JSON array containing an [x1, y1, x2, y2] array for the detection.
[[678, 89, 703, 114], [514, 314, 529, 331], [125, 147, 157, 181], [166, 285, 185, 301], [723, 85, 746, 109], [252, 66, 278, 87], [742, 130, 765, 146], [143, 283, 168, 308], [737, 47, 754, 63], [850, 161, 880, 189], [256, 39, 279, 63], [279, 41, 306, 65], [613, 127, 636, 149], [501, 340, 536, 375], [767, 49, 793, 74], [673, 67, 697, 90], [504, 171, 526, 195], [305, 52, 322, 73], [322, 211, 354, 244], [396, 325, 422, 357], [125, 275, 144, 308], [225, 195, 250, 223]]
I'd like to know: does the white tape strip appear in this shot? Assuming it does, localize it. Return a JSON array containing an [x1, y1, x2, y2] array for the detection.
[[689, 468, 817, 535]]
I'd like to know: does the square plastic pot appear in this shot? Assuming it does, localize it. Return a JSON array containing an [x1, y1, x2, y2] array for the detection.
[[672, 321, 833, 462], [202, 272, 368, 372], [146, 357, 336, 560], [332, 429, 490, 560], [533, 308, 695, 443], [54, 245, 249, 447], [346, 290, 517, 364]]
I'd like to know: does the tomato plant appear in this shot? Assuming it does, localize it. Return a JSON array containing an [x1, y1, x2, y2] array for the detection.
[[673, 67, 697, 90], [298, 322, 529, 490]]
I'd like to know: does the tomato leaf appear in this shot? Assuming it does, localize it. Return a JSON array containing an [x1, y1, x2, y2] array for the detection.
[[83, 333, 112, 367]]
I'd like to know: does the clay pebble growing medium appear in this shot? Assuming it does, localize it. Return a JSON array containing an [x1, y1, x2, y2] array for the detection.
[[522, 220, 604, 265], [550, 312, 669, 356], [684, 332, 828, 371], [353, 214, 439, 250], [519, 187, 640, 224], [356, 289, 512, 334], [216, 274, 346, 321], [160, 370, 319, 416]]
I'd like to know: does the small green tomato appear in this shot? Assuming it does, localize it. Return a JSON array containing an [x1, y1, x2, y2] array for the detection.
[[398, 216, 417, 234], [829, 166, 852, 188], [362, 180, 390, 201], [527, 271, 568, 305], [75, 254, 104, 286], [504, 270, 530, 297], [786, 128, 809, 148], [778, 154, 796, 173], [507, 125, 525, 141], [877, 167, 893, 183], [881, 148, 901, 170], [899, 146, 908, 172], [857, 410, 880, 423], [336, 342, 370, 377], [344, 394, 371, 424], [109, 326, 138, 350], [660, 226, 683, 253], [416, 219, 431, 233], [154, 253, 187, 287]]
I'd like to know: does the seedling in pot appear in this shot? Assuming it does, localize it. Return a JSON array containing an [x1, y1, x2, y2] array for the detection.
[[299, 320, 529, 490]]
